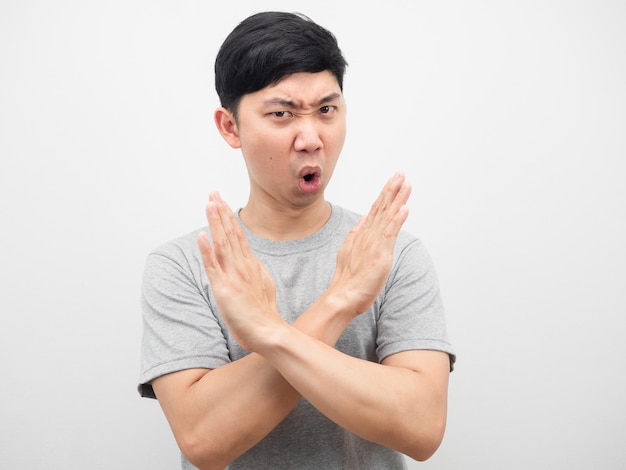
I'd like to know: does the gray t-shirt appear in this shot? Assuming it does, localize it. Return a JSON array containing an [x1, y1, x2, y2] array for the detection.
[[139, 204, 455, 469]]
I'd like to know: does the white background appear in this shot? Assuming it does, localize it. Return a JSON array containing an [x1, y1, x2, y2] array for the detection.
[[1, 1, 625, 468]]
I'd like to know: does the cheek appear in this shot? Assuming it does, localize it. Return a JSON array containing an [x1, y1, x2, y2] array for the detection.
[[325, 124, 347, 154], [244, 126, 290, 152], [326, 115, 346, 142], [241, 138, 286, 176], [251, 131, 293, 162]]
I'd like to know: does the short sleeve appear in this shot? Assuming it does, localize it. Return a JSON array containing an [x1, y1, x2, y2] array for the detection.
[[376, 235, 456, 371], [138, 239, 231, 398]]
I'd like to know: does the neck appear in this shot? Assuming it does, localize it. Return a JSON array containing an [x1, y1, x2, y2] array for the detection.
[[239, 198, 331, 241]]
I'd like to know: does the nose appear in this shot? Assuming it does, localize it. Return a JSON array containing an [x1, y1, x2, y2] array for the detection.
[[293, 116, 323, 153]]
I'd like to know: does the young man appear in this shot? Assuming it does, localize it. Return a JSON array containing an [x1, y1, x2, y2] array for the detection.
[[139, 11, 455, 470]]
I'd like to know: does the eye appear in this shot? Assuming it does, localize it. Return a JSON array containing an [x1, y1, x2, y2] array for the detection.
[[319, 105, 337, 116], [271, 111, 293, 119]]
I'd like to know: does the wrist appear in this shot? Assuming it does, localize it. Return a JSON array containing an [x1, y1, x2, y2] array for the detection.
[[230, 309, 286, 353], [319, 287, 359, 322], [290, 289, 354, 345], [255, 321, 294, 357]]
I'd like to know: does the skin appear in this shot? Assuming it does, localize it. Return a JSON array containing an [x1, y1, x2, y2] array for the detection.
[[215, 71, 347, 240], [152, 71, 450, 469]]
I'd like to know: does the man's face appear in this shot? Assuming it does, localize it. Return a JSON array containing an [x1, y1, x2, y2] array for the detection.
[[231, 71, 346, 210]]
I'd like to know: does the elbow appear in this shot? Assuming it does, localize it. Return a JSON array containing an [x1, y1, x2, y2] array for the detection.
[[178, 432, 230, 470], [402, 414, 447, 462], [407, 437, 443, 462]]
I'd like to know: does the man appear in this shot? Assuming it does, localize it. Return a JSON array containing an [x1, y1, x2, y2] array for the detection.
[[139, 11, 455, 470]]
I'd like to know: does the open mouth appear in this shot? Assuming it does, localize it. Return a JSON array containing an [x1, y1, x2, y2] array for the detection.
[[298, 167, 322, 193]]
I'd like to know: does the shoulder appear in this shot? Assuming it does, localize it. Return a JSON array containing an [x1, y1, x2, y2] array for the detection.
[[143, 227, 208, 283], [148, 226, 207, 262]]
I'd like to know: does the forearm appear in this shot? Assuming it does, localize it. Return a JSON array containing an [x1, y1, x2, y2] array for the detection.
[[182, 175, 430, 466], [170, 353, 293, 469], [256, 323, 449, 461], [158, 291, 353, 469]]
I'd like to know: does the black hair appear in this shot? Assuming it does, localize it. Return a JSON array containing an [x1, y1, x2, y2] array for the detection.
[[215, 11, 348, 115]]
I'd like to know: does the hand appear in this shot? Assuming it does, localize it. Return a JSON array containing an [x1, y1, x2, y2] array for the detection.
[[197, 192, 282, 351], [329, 172, 411, 317]]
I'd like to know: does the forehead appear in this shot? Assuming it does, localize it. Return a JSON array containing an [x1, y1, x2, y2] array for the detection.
[[245, 71, 343, 109]]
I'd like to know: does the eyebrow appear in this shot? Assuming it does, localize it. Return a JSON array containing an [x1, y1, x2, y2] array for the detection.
[[263, 92, 342, 109]]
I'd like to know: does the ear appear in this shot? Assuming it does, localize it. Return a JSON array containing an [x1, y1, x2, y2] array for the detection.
[[214, 107, 241, 149]]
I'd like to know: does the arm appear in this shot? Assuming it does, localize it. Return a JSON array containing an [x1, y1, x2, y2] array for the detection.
[[154, 173, 446, 467], [256, 326, 450, 461], [152, 289, 352, 470], [153, 186, 375, 468]]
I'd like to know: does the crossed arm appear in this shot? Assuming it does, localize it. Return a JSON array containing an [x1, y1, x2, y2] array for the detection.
[[152, 173, 450, 469]]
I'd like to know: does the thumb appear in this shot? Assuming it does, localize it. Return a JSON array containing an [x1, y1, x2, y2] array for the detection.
[[338, 215, 366, 256]]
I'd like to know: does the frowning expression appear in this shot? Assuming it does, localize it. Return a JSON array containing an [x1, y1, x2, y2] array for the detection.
[[223, 71, 347, 209]]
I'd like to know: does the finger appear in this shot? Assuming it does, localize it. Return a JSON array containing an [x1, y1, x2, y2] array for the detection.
[[364, 172, 405, 229], [205, 197, 234, 268], [361, 179, 411, 246], [197, 231, 220, 274], [382, 183, 412, 238], [342, 215, 366, 248], [212, 193, 252, 259], [380, 172, 406, 214], [205, 198, 224, 242], [212, 192, 236, 247], [382, 204, 410, 239], [394, 180, 412, 206], [384, 181, 412, 221]]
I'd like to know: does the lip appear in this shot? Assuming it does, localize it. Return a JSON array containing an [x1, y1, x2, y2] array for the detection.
[[298, 165, 321, 179], [297, 165, 322, 193]]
